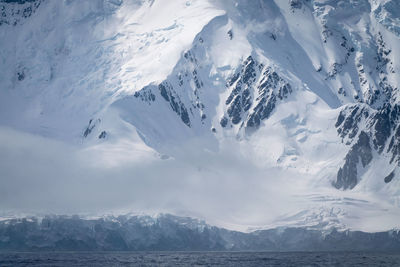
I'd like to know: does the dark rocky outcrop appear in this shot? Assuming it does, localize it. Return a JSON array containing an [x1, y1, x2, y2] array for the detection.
[[1, 0, 37, 3], [133, 81, 193, 129], [221, 56, 292, 133], [335, 102, 400, 189], [334, 131, 372, 190], [0, 0, 42, 26], [98, 131, 107, 139], [384, 170, 395, 183], [227, 29, 233, 40], [83, 119, 101, 138], [131, 48, 211, 129], [335, 105, 368, 140], [134, 86, 156, 103], [372, 104, 393, 153], [17, 70, 25, 81], [220, 116, 228, 128], [388, 125, 400, 165], [289, 0, 302, 11], [158, 82, 191, 127]]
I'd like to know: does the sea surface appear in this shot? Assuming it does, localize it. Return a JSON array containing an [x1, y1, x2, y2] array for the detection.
[[0, 251, 400, 266]]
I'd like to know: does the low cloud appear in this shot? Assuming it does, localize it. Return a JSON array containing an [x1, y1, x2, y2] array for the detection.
[[1, 126, 395, 232], [0, 126, 309, 228]]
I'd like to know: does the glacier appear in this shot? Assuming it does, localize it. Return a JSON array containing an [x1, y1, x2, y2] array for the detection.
[[0, 214, 400, 251]]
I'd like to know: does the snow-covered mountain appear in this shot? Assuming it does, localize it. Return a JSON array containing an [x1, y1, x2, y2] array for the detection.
[[1, 0, 400, 234]]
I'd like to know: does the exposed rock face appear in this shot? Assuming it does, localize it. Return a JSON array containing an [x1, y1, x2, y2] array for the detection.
[[83, 118, 107, 140], [333, 24, 400, 189], [335, 103, 400, 189], [158, 82, 191, 127], [373, 0, 400, 37], [334, 131, 372, 190], [98, 131, 107, 139], [126, 48, 214, 131], [1, 0, 37, 3], [387, 112, 400, 166], [0, 0, 42, 26], [221, 56, 292, 134], [289, 0, 302, 11], [336, 105, 369, 142], [83, 119, 100, 138], [384, 170, 395, 184], [133, 86, 156, 104]]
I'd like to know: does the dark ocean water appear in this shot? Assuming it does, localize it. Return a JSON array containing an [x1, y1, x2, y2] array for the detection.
[[0, 251, 400, 266]]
